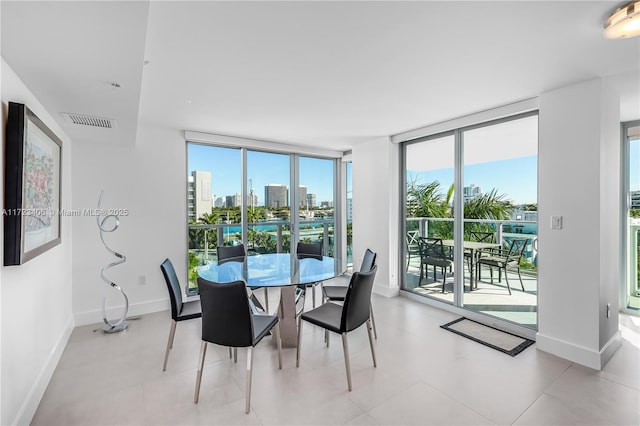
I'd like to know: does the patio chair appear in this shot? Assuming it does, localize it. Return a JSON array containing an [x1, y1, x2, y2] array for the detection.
[[406, 230, 421, 271], [418, 237, 453, 292], [465, 230, 495, 274], [476, 238, 528, 295]]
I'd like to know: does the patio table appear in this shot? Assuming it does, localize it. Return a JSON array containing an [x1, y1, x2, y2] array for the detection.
[[441, 240, 500, 290]]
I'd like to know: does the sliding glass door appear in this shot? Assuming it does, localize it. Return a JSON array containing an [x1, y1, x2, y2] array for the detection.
[[402, 112, 539, 331], [461, 114, 538, 328]]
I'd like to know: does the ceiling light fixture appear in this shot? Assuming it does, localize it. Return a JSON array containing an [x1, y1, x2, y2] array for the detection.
[[604, 1, 640, 38]]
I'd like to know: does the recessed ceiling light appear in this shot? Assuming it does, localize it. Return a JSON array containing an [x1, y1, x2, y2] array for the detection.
[[604, 1, 640, 38]]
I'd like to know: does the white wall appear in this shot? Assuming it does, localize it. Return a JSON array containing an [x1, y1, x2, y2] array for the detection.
[[537, 77, 621, 369], [1, 59, 74, 426], [71, 124, 187, 325], [352, 137, 400, 297]]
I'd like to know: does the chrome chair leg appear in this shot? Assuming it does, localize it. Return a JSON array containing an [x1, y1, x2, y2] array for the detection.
[[370, 303, 377, 339], [234, 347, 238, 363], [194, 341, 207, 403], [274, 322, 283, 369], [163, 320, 177, 371], [366, 319, 377, 368], [245, 347, 253, 414], [264, 287, 269, 313], [296, 315, 303, 367], [312, 285, 316, 308], [341, 333, 352, 391], [228, 347, 232, 358]]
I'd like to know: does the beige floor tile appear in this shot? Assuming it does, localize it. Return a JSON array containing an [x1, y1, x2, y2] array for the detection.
[[366, 381, 493, 425], [30, 295, 640, 426]]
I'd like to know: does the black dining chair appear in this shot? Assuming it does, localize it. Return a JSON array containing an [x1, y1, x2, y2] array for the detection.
[[217, 243, 266, 313], [321, 248, 378, 339], [160, 258, 202, 371], [195, 278, 282, 413], [296, 241, 323, 308], [217, 243, 246, 264], [296, 265, 378, 391]]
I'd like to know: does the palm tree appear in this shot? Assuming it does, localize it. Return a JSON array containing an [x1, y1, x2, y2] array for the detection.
[[407, 180, 513, 239]]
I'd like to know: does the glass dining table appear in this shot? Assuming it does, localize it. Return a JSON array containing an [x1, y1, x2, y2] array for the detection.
[[198, 253, 343, 347]]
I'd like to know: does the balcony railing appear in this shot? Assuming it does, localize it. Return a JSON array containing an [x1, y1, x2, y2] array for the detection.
[[406, 217, 538, 273], [187, 219, 338, 290]]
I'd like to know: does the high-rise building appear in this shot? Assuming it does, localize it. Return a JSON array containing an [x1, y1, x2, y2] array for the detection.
[[463, 184, 482, 201], [632, 190, 640, 208], [187, 171, 213, 221], [347, 197, 352, 221], [299, 186, 308, 208], [306, 193, 316, 208], [247, 193, 258, 208], [265, 184, 288, 208]]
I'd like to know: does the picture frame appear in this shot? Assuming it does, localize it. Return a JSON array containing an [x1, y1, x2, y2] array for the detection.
[[4, 102, 62, 265]]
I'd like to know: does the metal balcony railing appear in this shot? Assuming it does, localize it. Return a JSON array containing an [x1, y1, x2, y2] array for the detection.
[[406, 217, 538, 273], [187, 219, 338, 290]]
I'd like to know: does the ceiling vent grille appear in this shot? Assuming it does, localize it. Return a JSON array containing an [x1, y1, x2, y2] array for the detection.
[[62, 113, 116, 129]]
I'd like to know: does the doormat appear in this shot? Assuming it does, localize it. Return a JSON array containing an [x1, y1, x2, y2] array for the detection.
[[440, 318, 534, 356]]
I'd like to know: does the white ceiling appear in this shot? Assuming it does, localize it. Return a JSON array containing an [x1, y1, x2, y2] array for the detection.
[[2, 1, 639, 151]]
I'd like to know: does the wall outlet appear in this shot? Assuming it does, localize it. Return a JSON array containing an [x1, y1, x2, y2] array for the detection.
[[138, 275, 146, 285]]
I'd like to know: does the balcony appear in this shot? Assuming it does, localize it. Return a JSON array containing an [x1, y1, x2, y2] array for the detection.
[[405, 217, 538, 329]]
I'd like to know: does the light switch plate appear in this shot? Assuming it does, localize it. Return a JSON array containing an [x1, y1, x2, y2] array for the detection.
[[551, 215, 563, 229]]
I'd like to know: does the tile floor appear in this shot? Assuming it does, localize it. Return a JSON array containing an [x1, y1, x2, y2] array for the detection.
[[32, 290, 640, 425]]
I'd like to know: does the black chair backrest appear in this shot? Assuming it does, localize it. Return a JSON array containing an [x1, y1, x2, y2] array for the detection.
[[217, 244, 246, 265], [360, 249, 377, 273], [418, 237, 447, 260], [507, 238, 528, 260], [197, 278, 254, 348], [341, 265, 378, 332], [470, 231, 495, 243], [160, 258, 183, 320], [296, 242, 322, 260]]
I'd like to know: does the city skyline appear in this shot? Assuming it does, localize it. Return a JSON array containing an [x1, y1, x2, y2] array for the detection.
[[188, 144, 335, 206]]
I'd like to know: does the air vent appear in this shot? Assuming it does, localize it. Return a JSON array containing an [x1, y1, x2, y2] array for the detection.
[[62, 113, 116, 129]]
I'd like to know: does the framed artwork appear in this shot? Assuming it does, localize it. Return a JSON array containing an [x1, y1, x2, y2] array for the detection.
[[4, 102, 62, 265]]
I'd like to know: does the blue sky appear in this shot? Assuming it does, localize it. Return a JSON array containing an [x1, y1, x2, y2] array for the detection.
[[408, 155, 538, 205], [189, 140, 638, 207], [188, 144, 335, 205]]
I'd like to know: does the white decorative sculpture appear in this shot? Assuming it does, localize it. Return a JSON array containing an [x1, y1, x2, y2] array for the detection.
[[97, 191, 129, 333]]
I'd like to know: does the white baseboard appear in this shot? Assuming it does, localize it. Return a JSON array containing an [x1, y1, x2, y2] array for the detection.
[[74, 298, 169, 326], [14, 316, 74, 426], [536, 330, 622, 370], [373, 282, 400, 298]]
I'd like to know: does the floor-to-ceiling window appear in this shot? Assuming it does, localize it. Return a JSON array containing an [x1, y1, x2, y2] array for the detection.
[[623, 120, 640, 313], [402, 111, 539, 332], [186, 140, 341, 293]]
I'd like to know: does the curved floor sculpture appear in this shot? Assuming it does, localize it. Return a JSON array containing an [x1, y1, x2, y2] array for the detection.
[[97, 191, 129, 333]]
